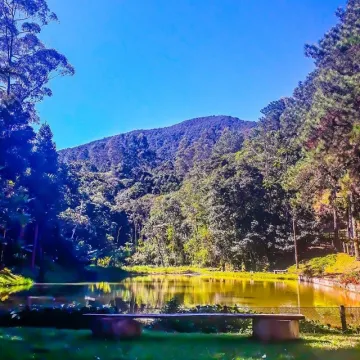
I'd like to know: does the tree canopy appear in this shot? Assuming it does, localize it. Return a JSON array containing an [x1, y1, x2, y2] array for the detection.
[[2, 0, 360, 275]]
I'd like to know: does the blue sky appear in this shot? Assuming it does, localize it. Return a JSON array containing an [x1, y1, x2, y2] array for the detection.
[[39, 0, 345, 149]]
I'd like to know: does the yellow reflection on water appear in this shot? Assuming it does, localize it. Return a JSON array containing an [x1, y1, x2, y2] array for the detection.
[[0, 284, 32, 302], [89, 282, 112, 294], [3, 275, 360, 327], [85, 275, 360, 309]]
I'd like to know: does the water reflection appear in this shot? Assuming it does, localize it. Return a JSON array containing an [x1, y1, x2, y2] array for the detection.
[[1, 275, 360, 326], [0, 284, 32, 302]]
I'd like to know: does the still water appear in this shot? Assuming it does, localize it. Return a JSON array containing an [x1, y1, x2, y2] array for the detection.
[[1, 275, 360, 326]]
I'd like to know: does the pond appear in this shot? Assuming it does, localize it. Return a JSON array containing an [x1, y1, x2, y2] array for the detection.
[[1, 275, 360, 327]]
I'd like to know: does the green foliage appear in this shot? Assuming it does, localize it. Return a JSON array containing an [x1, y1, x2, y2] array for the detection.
[[119, 0, 360, 269], [0, 0, 77, 276], [96, 256, 112, 268], [288, 254, 360, 276], [301, 255, 337, 277], [0, 0, 74, 121], [153, 300, 253, 334], [3, 0, 360, 277], [183, 229, 211, 267], [161, 297, 182, 314], [0, 268, 33, 286]]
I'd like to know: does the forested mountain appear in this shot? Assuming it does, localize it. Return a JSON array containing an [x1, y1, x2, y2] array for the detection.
[[59, 116, 254, 171], [56, 116, 255, 267], [2, 0, 360, 276]]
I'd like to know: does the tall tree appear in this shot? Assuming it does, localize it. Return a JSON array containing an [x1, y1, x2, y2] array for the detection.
[[0, 0, 74, 120], [26, 123, 62, 268], [301, 0, 360, 258], [0, 99, 34, 264]]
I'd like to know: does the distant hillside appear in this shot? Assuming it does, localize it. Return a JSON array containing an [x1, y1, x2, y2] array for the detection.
[[59, 115, 255, 171]]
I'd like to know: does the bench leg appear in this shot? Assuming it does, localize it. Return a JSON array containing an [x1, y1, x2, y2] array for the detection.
[[91, 318, 142, 339], [252, 319, 300, 341]]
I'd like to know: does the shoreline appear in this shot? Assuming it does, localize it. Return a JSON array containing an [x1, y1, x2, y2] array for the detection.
[[124, 266, 298, 281], [299, 275, 360, 294]]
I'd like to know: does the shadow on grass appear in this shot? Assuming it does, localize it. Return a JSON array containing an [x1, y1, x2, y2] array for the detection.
[[0, 328, 359, 360], [78, 331, 360, 359]]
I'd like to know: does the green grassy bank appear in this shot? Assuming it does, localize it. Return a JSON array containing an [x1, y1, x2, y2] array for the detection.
[[288, 253, 360, 277], [0, 327, 359, 360], [125, 265, 298, 280], [125, 253, 360, 282]]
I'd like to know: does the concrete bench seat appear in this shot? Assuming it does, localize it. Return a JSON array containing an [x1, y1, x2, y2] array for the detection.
[[84, 313, 305, 341]]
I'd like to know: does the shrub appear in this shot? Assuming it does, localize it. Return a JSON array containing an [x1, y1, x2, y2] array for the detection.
[[152, 298, 252, 334], [0, 268, 33, 286], [96, 257, 112, 268], [340, 271, 360, 286]]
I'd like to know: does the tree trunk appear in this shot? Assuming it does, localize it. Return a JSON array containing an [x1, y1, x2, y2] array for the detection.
[[19, 226, 25, 240], [134, 223, 137, 247], [0, 229, 6, 268], [349, 193, 360, 261], [333, 207, 341, 252], [39, 245, 45, 282], [0, 245, 4, 268], [293, 216, 299, 269], [155, 235, 165, 267], [116, 226, 121, 245], [347, 207, 352, 242], [7, 23, 14, 96], [31, 224, 39, 269], [71, 225, 77, 240]]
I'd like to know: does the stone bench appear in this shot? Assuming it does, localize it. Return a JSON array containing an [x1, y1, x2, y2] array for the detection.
[[84, 313, 305, 341]]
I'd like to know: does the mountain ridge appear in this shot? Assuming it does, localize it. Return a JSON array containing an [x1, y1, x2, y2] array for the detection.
[[59, 115, 255, 172]]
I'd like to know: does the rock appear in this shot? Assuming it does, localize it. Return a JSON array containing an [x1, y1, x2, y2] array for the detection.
[[91, 318, 142, 339]]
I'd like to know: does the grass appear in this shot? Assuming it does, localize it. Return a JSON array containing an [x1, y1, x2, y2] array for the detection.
[[288, 254, 360, 276], [0, 327, 359, 360], [124, 265, 298, 280], [0, 268, 33, 286]]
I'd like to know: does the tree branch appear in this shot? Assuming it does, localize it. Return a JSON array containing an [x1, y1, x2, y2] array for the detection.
[[14, 17, 31, 22]]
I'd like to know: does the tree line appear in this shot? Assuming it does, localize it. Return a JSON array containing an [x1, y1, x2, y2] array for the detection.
[[1, 0, 360, 275], [119, 0, 360, 269], [0, 0, 76, 276]]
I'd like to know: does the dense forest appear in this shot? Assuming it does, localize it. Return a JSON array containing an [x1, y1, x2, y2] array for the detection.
[[1, 0, 360, 277]]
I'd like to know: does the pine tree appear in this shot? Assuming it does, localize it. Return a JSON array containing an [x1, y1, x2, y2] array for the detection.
[[26, 123, 62, 268]]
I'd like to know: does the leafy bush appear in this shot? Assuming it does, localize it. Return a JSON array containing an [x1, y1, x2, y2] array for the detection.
[[152, 298, 253, 334], [0, 268, 33, 286], [299, 319, 341, 334], [288, 254, 360, 277], [96, 256, 112, 268], [340, 271, 360, 286]]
